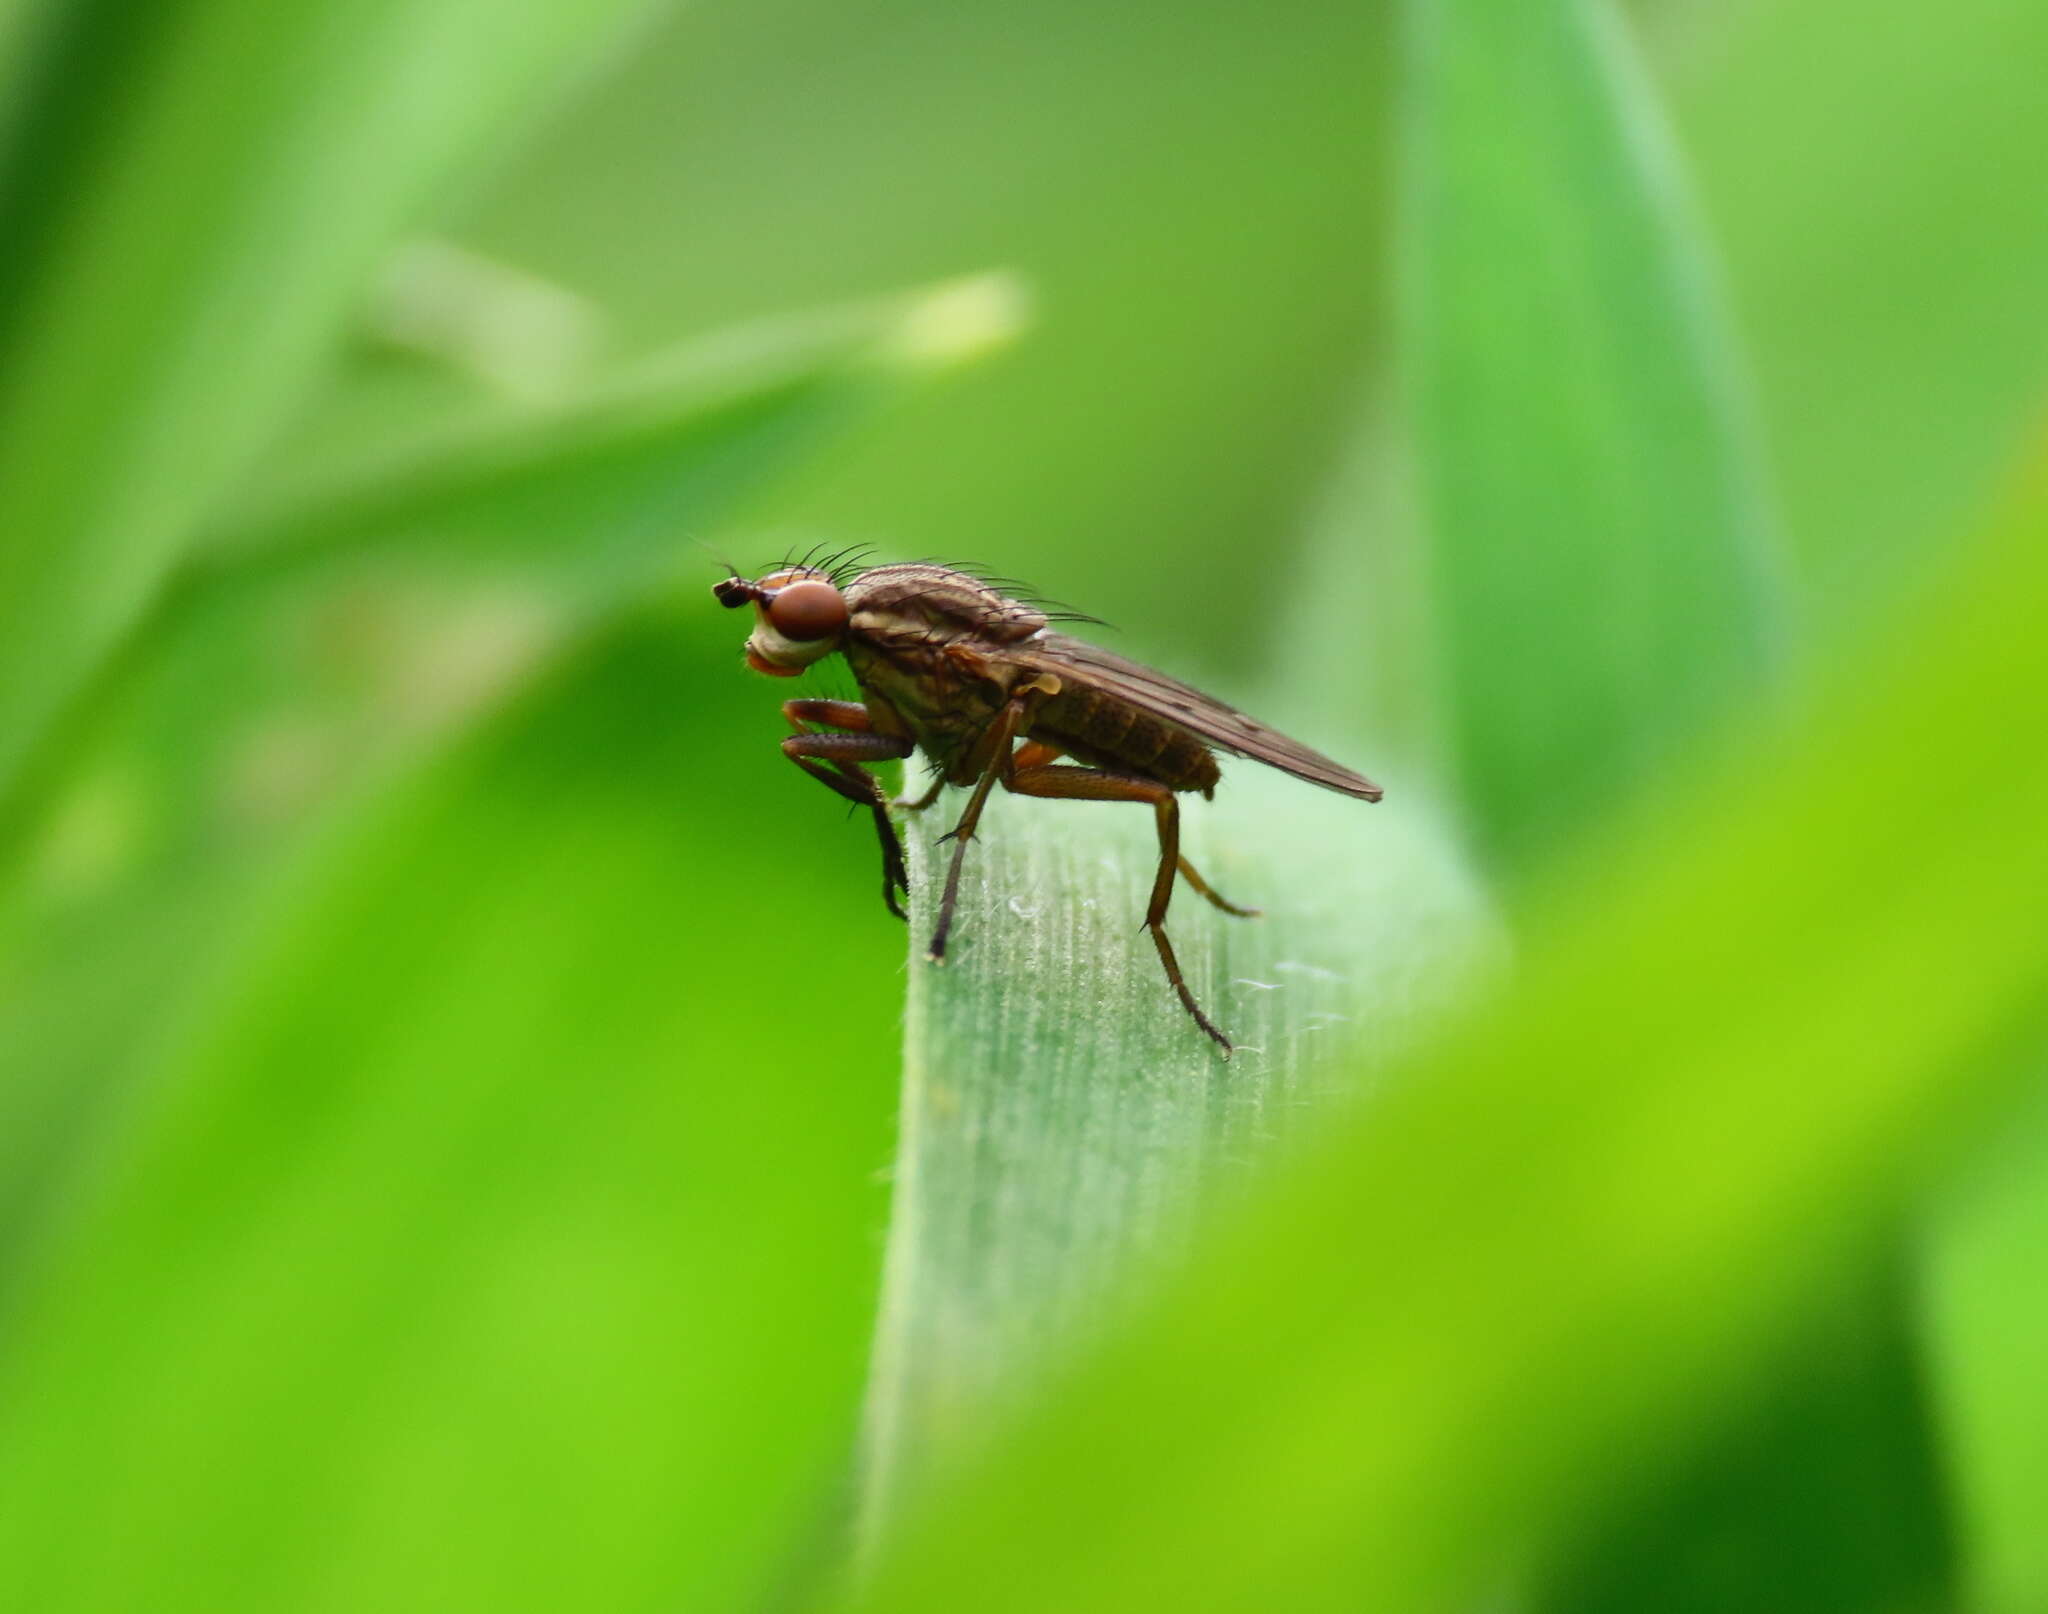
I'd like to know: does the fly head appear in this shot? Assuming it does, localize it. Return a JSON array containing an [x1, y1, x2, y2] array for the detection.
[[713, 565, 850, 678]]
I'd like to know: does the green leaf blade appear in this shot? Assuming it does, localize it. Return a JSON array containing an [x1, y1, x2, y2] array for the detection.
[[0, 0, 659, 800], [861, 769, 1497, 1541], [1404, 0, 1786, 874], [834, 456, 2048, 1614]]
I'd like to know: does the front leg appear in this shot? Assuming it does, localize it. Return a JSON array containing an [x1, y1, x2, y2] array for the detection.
[[781, 701, 915, 919], [783, 698, 881, 735], [785, 698, 941, 814]]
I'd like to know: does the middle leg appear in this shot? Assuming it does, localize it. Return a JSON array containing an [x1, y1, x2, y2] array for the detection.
[[925, 677, 1059, 963]]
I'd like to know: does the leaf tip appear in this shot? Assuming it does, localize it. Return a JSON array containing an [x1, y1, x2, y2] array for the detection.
[[879, 271, 1033, 374]]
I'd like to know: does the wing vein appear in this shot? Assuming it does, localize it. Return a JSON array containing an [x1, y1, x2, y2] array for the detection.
[[1019, 633, 1383, 801]]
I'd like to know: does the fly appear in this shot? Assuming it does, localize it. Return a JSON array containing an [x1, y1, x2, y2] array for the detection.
[[713, 555, 1382, 1056]]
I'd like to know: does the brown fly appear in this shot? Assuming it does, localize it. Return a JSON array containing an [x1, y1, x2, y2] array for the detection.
[[713, 554, 1382, 1055]]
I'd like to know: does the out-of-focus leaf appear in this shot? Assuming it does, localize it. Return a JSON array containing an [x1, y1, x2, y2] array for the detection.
[[200, 275, 1028, 580], [832, 488, 2048, 1613], [0, 617, 904, 1614], [448, 0, 1398, 668], [1923, 1075, 2048, 1614], [1671, 0, 2048, 620], [0, 0, 54, 142], [1899, 461, 2048, 1614], [1274, 389, 1441, 778], [1542, 1255, 1953, 1614], [0, 278, 1023, 1316], [1403, 0, 1785, 874], [0, 0, 661, 800]]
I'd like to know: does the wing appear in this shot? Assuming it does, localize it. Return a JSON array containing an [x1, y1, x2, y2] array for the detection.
[[1015, 632, 1383, 802]]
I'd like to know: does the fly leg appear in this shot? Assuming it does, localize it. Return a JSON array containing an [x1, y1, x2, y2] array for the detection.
[[926, 680, 1058, 963], [783, 700, 914, 919], [893, 774, 946, 813], [1176, 855, 1260, 918], [1005, 763, 1234, 1057], [1000, 742, 1251, 917]]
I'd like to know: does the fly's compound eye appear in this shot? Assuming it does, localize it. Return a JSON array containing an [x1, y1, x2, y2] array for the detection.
[[767, 578, 849, 642]]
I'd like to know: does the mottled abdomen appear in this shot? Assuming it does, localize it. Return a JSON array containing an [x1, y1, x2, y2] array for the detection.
[[1032, 686, 1221, 796]]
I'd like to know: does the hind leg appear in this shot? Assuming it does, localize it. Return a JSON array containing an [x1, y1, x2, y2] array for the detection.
[[1004, 763, 1232, 1056]]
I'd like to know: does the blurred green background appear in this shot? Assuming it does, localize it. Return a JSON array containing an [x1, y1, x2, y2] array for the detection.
[[1, 0, 2046, 1609]]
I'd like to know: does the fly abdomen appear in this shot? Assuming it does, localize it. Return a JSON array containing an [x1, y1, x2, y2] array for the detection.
[[1072, 688, 1134, 752], [1036, 687, 1221, 795]]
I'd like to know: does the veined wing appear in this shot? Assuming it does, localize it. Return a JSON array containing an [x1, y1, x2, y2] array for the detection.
[[1015, 632, 1383, 802]]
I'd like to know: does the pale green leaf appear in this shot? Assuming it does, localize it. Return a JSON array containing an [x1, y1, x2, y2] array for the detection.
[[1672, 0, 2048, 619], [862, 767, 1497, 1540], [1403, 0, 1786, 873], [197, 275, 1029, 583], [1923, 1077, 2048, 1614]]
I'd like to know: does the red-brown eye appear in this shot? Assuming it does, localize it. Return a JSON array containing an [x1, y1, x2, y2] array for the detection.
[[767, 578, 848, 641]]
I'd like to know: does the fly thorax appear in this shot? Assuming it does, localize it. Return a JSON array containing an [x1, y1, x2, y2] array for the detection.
[[845, 607, 944, 647], [843, 563, 1048, 644]]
